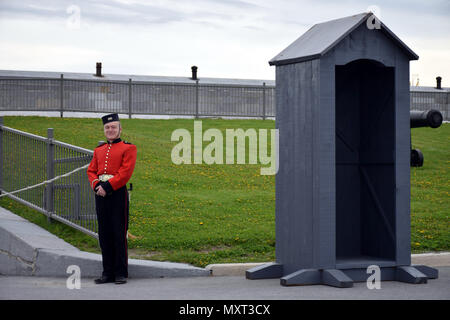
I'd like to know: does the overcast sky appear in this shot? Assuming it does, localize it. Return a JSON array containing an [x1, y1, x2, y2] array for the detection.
[[0, 0, 449, 86]]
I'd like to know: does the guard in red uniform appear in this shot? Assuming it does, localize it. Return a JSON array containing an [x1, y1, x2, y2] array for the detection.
[[87, 113, 137, 284]]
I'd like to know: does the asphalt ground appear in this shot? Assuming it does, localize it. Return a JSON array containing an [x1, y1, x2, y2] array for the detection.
[[0, 268, 448, 319], [1, 266, 449, 300]]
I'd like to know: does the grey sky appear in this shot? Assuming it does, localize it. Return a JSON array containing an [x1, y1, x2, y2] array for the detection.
[[0, 0, 448, 86]]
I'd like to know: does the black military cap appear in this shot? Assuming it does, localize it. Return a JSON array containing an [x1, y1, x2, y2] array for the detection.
[[102, 113, 120, 125]]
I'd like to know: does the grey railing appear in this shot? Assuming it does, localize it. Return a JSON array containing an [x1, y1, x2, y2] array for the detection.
[[0, 77, 448, 120], [0, 117, 98, 238], [410, 88, 449, 120], [0, 77, 276, 119]]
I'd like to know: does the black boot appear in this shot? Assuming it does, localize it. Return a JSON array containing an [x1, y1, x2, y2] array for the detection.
[[94, 276, 115, 284], [115, 276, 127, 285]]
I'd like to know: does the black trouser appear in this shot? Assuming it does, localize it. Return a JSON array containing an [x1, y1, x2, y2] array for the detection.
[[95, 186, 129, 278]]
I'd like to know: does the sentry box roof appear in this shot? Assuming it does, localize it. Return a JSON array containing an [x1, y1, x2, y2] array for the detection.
[[269, 12, 418, 66]]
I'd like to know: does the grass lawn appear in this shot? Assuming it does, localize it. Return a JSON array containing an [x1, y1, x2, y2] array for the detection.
[[410, 125, 450, 252], [0, 116, 448, 267]]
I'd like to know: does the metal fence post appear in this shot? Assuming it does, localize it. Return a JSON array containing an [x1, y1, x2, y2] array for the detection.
[[0, 117, 3, 195], [195, 80, 199, 119], [60, 74, 64, 118], [46, 128, 55, 222], [447, 91, 450, 121], [128, 78, 132, 119], [262, 82, 266, 120]]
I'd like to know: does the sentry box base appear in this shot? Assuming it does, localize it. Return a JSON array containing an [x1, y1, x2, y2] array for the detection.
[[246, 263, 438, 288]]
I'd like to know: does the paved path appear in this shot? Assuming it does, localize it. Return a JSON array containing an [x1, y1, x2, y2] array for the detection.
[[1, 266, 449, 300]]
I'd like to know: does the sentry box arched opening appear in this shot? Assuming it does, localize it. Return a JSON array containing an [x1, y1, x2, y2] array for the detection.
[[246, 12, 438, 288]]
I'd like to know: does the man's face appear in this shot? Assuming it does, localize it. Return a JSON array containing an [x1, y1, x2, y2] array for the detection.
[[104, 121, 122, 141]]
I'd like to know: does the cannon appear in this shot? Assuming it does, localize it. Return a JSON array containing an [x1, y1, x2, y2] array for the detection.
[[410, 109, 443, 167]]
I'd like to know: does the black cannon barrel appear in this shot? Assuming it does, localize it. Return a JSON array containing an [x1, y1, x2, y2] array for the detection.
[[410, 109, 443, 128]]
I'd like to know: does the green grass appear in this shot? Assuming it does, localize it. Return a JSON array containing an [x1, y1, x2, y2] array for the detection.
[[0, 116, 448, 267], [410, 125, 450, 252]]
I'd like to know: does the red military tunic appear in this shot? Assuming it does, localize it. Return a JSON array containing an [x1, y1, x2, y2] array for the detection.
[[87, 138, 137, 193], [87, 137, 137, 279]]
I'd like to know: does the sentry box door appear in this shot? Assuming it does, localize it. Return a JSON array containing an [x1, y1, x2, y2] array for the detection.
[[335, 59, 396, 267]]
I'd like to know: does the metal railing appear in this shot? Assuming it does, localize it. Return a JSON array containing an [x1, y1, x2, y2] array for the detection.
[[0, 77, 276, 119], [0, 117, 98, 238], [1, 77, 448, 120], [410, 88, 449, 120]]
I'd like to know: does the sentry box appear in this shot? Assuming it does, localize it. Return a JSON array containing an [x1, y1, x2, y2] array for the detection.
[[246, 12, 438, 288]]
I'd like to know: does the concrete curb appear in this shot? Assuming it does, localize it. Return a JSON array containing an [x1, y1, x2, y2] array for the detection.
[[0, 207, 210, 278], [410, 252, 450, 267], [205, 263, 267, 276]]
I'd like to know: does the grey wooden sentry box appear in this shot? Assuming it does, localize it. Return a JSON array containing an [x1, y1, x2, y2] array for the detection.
[[246, 12, 438, 287]]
